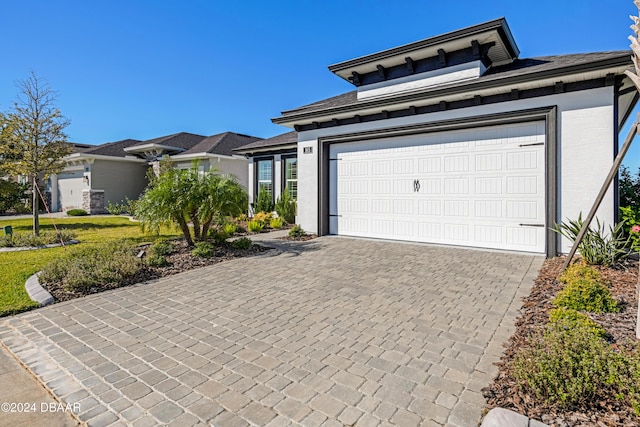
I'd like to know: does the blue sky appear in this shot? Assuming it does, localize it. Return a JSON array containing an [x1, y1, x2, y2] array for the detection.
[[1, 0, 640, 166]]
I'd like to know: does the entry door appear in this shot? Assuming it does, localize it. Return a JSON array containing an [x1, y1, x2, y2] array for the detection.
[[329, 122, 546, 253]]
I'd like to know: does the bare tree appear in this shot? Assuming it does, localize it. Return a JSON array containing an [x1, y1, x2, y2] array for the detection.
[[0, 72, 72, 235]]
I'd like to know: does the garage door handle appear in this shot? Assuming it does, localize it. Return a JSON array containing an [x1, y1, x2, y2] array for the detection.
[[413, 179, 420, 192], [519, 223, 545, 227]]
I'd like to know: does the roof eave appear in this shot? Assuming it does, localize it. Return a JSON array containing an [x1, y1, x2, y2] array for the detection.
[[235, 143, 297, 155], [274, 54, 632, 126]]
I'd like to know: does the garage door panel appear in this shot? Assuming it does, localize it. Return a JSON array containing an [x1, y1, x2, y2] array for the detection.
[[329, 122, 546, 253]]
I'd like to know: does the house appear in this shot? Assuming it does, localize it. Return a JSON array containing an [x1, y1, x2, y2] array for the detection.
[[240, 18, 638, 256], [235, 131, 298, 213], [52, 132, 261, 213]]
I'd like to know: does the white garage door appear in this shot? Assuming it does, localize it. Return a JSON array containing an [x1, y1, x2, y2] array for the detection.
[[329, 122, 546, 253]]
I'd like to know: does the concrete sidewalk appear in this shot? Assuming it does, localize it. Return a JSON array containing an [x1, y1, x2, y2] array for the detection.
[[0, 343, 78, 427]]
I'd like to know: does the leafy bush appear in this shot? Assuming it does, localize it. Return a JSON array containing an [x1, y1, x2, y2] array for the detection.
[[209, 230, 229, 244], [146, 254, 168, 267], [269, 217, 283, 229], [513, 320, 640, 413], [236, 213, 248, 222], [619, 165, 640, 209], [40, 240, 141, 292], [66, 209, 88, 216], [620, 205, 640, 251], [553, 214, 630, 266], [235, 225, 246, 234], [247, 221, 264, 233], [0, 229, 77, 248], [191, 241, 215, 258], [149, 238, 172, 256], [255, 187, 274, 213], [289, 225, 306, 238], [548, 307, 606, 338], [231, 237, 252, 250], [275, 186, 296, 224], [223, 223, 237, 236], [252, 211, 272, 226], [105, 198, 135, 216], [0, 180, 27, 213], [554, 263, 619, 313]]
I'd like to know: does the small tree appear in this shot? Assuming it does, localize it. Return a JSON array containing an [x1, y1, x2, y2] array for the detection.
[[255, 186, 274, 213], [135, 165, 247, 246], [0, 72, 72, 235], [275, 186, 297, 224]]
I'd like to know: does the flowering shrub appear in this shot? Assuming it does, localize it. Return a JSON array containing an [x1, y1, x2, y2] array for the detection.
[[620, 206, 640, 251]]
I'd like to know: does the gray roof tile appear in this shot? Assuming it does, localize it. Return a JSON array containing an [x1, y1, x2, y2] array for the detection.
[[234, 131, 297, 152]]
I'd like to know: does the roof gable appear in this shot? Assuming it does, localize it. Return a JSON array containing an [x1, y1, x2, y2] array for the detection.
[[177, 132, 263, 157]]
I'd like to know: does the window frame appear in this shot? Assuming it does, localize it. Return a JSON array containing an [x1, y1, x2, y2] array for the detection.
[[254, 156, 274, 204], [281, 154, 298, 200]]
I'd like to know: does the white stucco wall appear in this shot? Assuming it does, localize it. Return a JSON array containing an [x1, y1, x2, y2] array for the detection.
[[296, 86, 616, 253]]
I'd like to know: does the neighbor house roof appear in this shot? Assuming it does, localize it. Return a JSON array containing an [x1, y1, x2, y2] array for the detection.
[[124, 132, 207, 156], [234, 131, 297, 154], [78, 139, 143, 158], [274, 51, 632, 127], [176, 132, 263, 158]]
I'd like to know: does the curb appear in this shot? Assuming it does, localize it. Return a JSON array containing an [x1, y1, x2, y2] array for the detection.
[[25, 272, 54, 307], [481, 408, 549, 427], [0, 239, 79, 253]]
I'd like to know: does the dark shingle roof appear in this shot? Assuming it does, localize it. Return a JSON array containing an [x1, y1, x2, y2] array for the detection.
[[234, 131, 297, 152], [179, 132, 262, 157], [81, 139, 142, 158], [132, 132, 207, 150], [276, 51, 632, 122]]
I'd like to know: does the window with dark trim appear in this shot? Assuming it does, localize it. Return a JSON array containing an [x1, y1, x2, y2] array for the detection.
[[255, 158, 274, 201], [282, 155, 298, 199]]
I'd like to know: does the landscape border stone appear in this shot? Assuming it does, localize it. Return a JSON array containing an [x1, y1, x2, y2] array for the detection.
[[24, 272, 54, 307]]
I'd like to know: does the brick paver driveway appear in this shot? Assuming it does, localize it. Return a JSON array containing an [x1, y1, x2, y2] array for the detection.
[[0, 237, 542, 426]]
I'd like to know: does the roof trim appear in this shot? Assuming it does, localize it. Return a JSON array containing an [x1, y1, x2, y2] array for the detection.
[[274, 53, 631, 125], [64, 153, 147, 163], [328, 18, 519, 77], [235, 143, 297, 155], [124, 143, 186, 153], [169, 152, 246, 161]]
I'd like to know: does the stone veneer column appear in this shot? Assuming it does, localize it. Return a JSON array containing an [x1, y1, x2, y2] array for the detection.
[[81, 190, 105, 214]]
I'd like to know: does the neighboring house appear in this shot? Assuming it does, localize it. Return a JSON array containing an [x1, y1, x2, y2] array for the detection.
[[169, 132, 261, 189], [52, 132, 260, 213], [243, 18, 638, 256], [235, 131, 298, 213], [52, 139, 147, 213]]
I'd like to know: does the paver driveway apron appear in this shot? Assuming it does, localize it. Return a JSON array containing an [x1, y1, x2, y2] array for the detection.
[[0, 237, 542, 426]]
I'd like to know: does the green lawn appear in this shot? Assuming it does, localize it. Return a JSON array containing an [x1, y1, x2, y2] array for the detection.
[[0, 216, 181, 317]]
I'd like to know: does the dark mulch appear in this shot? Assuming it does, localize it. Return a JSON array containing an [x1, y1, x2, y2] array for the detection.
[[277, 234, 318, 242], [42, 239, 272, 303], [483, 257, 640, 426]]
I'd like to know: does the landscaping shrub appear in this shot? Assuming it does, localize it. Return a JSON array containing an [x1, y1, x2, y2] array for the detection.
[[105, 198, 135, 216], [548, 307, 606, 338], [209, 230, 229, 244], [247, 220, 264, 233], [620, 205, 640, 251], [252, 211, 272, 226], [223, 222, 237, 236], [39, 240, 141, 292], [235, 225, 246, 234], [553, 214, 629, 266], [149, 238, 172, 256], [269, 217, 283, 229], [0, 229, 77, 248], [66, 209, 88, 216], [554, 263, 619, 313], [513, 320, 640, 414], [231, 237, 252, 250], [191, 241, 215, 258], [289, 225, 306, 238], [255, 187, 274, 213], [236, 213, 248, 222], [275, 186, 296, 224]]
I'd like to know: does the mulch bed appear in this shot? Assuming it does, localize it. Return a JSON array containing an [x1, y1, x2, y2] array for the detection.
[[483, 256, 640, 426], [42, 239, 272, 303], [277, 234, 318, 242]]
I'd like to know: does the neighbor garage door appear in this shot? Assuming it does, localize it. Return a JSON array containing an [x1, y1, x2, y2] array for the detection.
[[328, 122, 546, 253]]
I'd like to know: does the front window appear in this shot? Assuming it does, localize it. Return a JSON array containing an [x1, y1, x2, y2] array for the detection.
[[284, 156, 298, 199], [256, 159, 273, 199]]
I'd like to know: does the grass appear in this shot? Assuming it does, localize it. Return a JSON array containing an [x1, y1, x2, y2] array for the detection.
[[0, 216, 181, 317]]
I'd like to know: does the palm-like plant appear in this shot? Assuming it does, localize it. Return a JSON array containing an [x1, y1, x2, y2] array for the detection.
[[135, 165, 248, 246]]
